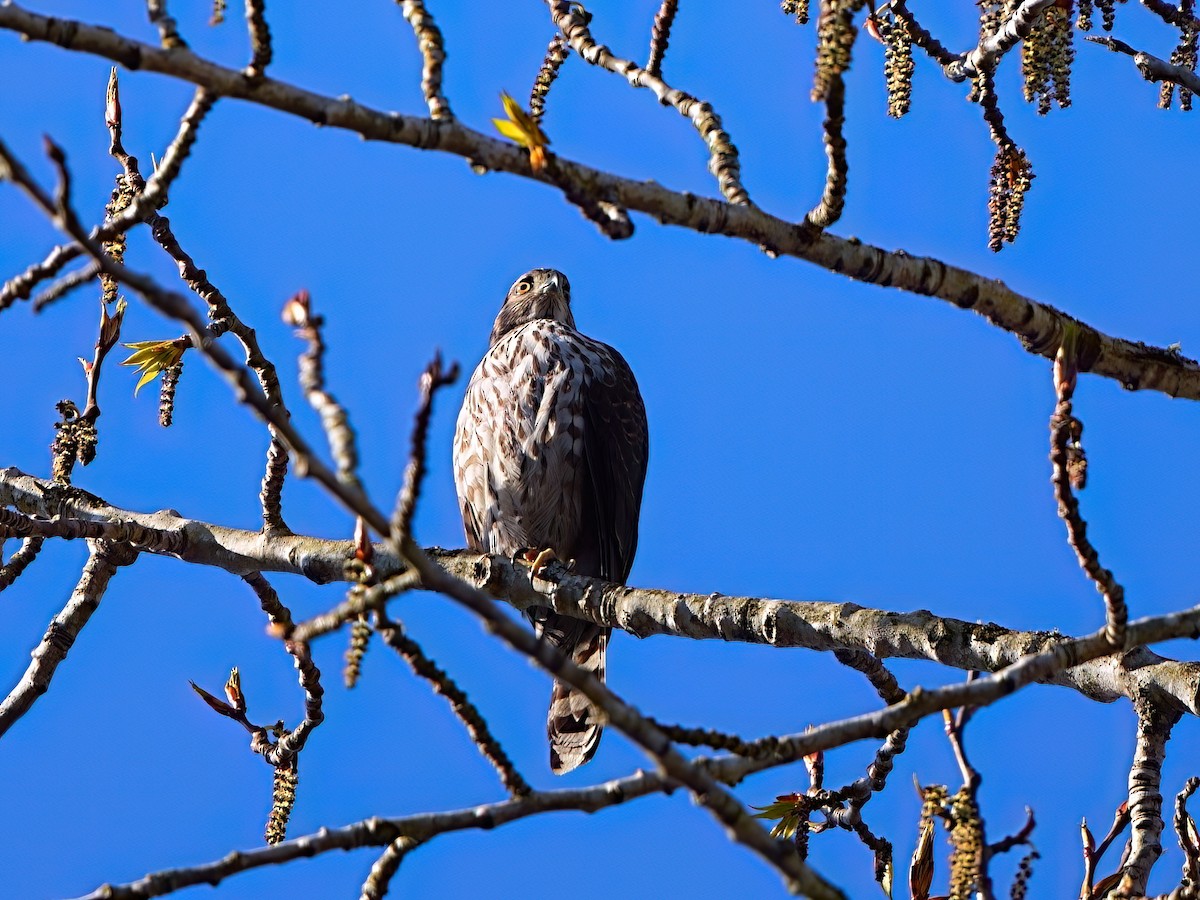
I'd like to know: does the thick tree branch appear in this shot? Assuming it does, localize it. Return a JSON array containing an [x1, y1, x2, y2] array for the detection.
[[5, 467, 1200, 722], [3, 4, 1197, 402], [1118, 700, 1181, 895]]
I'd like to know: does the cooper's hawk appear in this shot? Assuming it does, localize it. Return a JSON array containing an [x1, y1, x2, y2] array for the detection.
[[453, 268, 649, 773]]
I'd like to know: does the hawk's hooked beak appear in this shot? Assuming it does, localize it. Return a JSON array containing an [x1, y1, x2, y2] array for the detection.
[[547, 271, 564, 297]]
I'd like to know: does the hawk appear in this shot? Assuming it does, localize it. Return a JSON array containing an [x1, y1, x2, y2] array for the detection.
[[453, 268, 649, 773]]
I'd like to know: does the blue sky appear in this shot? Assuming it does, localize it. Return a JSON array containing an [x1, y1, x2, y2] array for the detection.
[[2, 2, 1199, 897]]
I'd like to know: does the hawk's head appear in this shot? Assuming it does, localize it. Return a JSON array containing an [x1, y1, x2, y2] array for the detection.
[[490, 268, 576, 345]]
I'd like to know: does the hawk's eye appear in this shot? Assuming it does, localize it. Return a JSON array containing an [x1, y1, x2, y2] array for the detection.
[[516, 280, 533, 294]]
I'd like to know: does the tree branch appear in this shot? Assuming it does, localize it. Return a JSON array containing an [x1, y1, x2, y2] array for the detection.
[[4, 463, 1200, 720], [0, 540, 136, 739], [1, 4, 1199, 402], [1085, 34, 1200, 95]]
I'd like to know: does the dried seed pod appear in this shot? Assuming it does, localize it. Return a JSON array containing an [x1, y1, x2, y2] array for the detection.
[[948, 787, 983, 900], [1160, 23, 1198, 110], [988, 142, 1034, 251], [1010, 849, 1040, 900], [344, 613, 372, 688], [878, 13, 915, 118], [813, 0, 867, 102], [782, 0, 811, 25], [264, 763, 298, 845]]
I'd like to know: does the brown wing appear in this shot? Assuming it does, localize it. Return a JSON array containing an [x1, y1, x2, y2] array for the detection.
[[575, 339, 649, 584]]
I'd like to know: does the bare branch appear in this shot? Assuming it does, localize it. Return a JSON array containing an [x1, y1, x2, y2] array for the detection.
[[803, 72, 848, 231], [397, 0, 452, 120], [376, 615, 531, 797], [546, 0, 751, 206], [0, 536, 45, 592], [79, 770, 679, 900], [1118, 701, 1181, 894], [399, 545, 843, 897], [282, 290, 362, 492], [947, 0, 1060, 82], [1052, 334, 1128, 648], [145, 0, 188, 49], [1085, 34, 1200, 95], [243, 0, 272, 79], [0, 540, 136, 739], [645, 0, 679, 78], [360, 836, 422, 900], [3, 5, 1200, 402]]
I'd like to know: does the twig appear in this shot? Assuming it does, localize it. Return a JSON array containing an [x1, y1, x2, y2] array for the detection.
[[0, 541, 136, 739], [376, 615, 531, 797], [547, 0, 751, 206], [645, 0, 679, 78], [1052, 334, 1128, 648], [529, 34, 570, 124], [1173, 776, 1200, 889], [646, 717, 764, 756], [241, 573, 325, 767], [79, 769, 679, 900], [391, 353, 458, 543], [360, 836, 422, 900], [0, 536, 45, 592], [889, 0, 958, 66], [146, 0, 187, 49], [802, 72, 848, 231], [1, 85, 216, 311], [289, 571, 421, 641], [243, 0, 272, 79], [259, 435, 290, 535], [30, 261, 101, 312], [283, 290, 362, 491], [1080, 801, 1131, 898], [1085, 34, 1200, 95], [398, 0, 451, 120]]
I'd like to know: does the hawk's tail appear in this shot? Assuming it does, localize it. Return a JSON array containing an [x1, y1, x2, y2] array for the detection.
[[540, 613, 610, 774]]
